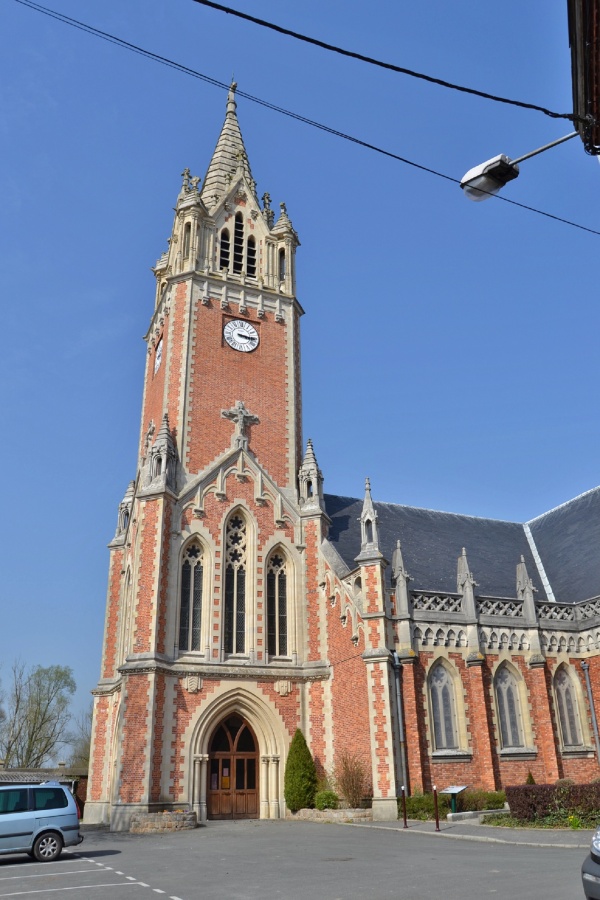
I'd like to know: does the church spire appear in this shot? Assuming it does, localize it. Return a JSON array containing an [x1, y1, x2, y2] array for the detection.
[[298, 438, 325, 510], [355, 477, 383, 564], [201, 82, 257, 211]]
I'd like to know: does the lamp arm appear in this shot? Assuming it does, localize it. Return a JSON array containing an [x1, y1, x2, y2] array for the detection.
[[511, 131, 579, 165]]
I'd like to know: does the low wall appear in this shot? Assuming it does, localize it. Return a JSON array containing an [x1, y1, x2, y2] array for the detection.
[[287, 808, 372, 824], [129, 811, 197, 834]]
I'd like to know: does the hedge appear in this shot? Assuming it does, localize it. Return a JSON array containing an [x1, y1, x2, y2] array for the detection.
[[506, 783, 600, 823]]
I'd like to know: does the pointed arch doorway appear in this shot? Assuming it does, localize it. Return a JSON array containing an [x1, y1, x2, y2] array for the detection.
[[207, 714, 259, 819]]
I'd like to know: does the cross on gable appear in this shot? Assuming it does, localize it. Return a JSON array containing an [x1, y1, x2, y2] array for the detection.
[[221, 400, 260, 450]]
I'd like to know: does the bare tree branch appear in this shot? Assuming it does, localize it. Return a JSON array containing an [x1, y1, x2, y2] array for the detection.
[[0, 662, 76, 768]]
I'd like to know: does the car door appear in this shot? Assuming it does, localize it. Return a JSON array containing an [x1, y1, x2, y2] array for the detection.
[[0, 788, 35, 852]]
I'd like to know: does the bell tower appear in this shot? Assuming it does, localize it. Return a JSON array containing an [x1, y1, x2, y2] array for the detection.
[[141, 83, 302, 495], [87, 85, 312, 831]]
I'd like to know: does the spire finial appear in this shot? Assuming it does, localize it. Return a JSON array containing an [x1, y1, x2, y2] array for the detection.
[[227, 81, 237, 114]]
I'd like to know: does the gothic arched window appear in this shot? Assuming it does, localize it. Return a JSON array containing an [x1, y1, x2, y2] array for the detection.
[[267, 551, 287, 657], [247, 236, 256, 277], [220, 228, 230, 270], [278, 247, 286, 281], [495, 665, 524, 748], [224, 514, 247, 654], [429, 662, 458, 750], [179, 541, 203, 652], [183, 222, 191, 259], [233, 212, 244, 274], [554, 667, 583, 747]]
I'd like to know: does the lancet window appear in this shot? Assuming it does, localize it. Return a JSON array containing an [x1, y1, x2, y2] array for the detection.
[[428, 662, 458, 750], [554, 667, 583, 747], [220, 228, 230, 270], [247, 236, 256, 277], [495, 665, 524, 748], [233, 212, 244, 273], [179, 541, 203, 652], [224, 514, 247, 654], [267, 551, 288, 657], [278, 247, 286, 281]]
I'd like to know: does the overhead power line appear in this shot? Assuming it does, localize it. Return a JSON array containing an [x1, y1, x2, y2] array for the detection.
[[190, 0, 585, 125], [10, 0, 600, 237]]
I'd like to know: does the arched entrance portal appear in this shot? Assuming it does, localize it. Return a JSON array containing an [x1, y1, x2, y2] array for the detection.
[[207, 714, 258, 819]]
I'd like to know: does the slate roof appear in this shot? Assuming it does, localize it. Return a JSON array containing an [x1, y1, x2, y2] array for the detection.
[[324, 486, 600, 604], [528, 487, 600, 604]]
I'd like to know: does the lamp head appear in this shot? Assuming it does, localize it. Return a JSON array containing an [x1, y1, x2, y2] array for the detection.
[[460, 154, 520, 202]]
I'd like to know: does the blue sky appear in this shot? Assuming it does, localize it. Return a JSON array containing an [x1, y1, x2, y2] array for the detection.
[[1, 0, 598, 719]]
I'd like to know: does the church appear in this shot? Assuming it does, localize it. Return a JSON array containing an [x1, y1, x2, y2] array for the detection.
[[86, 85, 600, 830]]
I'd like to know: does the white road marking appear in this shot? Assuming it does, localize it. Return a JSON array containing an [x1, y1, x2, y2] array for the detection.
[[153, 891, 165, 895], [0, 870, 107, 883], [137, 884, 149, 888], [126, 876, 137, 881], [0, 883, 141, 896], [115, 871, 124, 875]]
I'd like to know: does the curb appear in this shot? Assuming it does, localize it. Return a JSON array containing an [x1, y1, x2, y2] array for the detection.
[[337, 820, 591, 849]]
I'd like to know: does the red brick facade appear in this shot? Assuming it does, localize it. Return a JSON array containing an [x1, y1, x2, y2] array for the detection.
[[86, 86, 600, 831]]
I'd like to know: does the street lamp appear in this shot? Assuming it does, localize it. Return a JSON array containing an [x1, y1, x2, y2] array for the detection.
[[460, 131, 579, 201]]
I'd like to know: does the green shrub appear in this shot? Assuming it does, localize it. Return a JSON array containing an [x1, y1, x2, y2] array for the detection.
[[315, 790, 339, 810], [525, 771, 536, 785], [458, 790, 506, 812], [284, 729, 317, 812], [402, 791, 450, 820]]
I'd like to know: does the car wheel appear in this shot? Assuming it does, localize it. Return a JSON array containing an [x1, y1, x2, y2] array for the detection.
[[32, 833, 62, 862]]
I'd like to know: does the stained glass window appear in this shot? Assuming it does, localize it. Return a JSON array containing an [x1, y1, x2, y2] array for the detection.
[[179, 541, 203, 651], [267, 552, 287, 657], [554, 667, 583, 747], [495, 666, 524, 748], [429, 662, 458, 750], [224, 515, 247, 654]]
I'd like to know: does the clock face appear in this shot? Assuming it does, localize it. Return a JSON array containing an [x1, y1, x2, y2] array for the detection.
[[223, 319, 259, 352]]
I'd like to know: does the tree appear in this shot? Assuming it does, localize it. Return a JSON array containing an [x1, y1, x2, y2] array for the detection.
[[68, 702, 93, 769], [284, 729, 317, 812], [0, 662, 76, 768]]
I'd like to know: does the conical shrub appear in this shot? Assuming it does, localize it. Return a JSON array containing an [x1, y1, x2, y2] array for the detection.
[[284, 729, 317, 812]]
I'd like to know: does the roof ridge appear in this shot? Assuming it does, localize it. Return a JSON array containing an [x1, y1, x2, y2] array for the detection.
[[324, 492, 520, 525], [526, 484, 600, 524]]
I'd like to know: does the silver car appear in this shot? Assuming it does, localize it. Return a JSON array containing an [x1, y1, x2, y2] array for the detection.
[[0, 781, 83, 861]]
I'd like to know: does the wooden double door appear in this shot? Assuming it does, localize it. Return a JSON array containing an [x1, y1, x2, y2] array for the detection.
[[207, 715, 258, 819]]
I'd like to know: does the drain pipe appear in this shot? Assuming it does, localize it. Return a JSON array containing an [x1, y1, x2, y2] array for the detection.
[[392, 651, 408, 795], [581, 661, 600, 766]]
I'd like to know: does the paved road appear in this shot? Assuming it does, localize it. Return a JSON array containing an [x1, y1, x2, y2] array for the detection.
[[0, 820, 590, 899]]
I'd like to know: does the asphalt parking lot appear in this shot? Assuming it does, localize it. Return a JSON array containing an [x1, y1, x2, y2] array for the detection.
[[0, 820, 591, 899]]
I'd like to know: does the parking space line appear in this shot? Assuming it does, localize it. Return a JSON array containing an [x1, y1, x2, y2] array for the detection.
[[0, 883, 142, 896], [0, 870, 109, 883]]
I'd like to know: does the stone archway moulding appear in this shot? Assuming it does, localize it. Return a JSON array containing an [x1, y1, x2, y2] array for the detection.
[[186, 684, 290, 822]]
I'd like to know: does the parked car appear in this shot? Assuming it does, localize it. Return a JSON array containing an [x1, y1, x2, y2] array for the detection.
[[0, 781, 83, 862], [582, 827, 600, 898]]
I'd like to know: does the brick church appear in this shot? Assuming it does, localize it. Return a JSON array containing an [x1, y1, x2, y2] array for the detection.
[[87, 85, 600, 830]]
